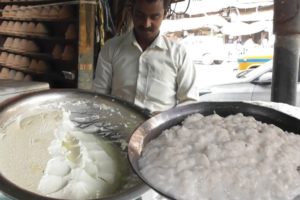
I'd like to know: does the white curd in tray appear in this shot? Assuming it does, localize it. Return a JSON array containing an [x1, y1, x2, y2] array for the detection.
[[0, 110, 127, 200], [0, 110, 61, 193], [139, 113, 300, 200]]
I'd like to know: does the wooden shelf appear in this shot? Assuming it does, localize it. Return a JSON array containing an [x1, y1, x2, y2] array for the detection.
[[0, 31, 76, 43], [0, 0, 75, 5], [0, 63, 76, 81], [0, 16, 76, 23], [0, 0, 79, 89], [0, 47, 77, 66], [0, 63, 45, 74], [0, 47, 52, 60]]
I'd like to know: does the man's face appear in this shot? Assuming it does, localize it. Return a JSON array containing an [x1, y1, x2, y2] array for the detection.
[[132, 0, 165, 43]]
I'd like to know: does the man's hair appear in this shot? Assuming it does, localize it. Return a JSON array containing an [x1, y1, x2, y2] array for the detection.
[[131, 0, 171, 13]]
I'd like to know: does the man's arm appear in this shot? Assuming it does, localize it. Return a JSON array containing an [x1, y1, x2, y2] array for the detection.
[[176, 45, 199, 105], [93, 44, 113, 94]]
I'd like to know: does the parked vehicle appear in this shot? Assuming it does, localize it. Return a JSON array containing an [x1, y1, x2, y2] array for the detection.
[[198, 60, 300, 107], [237, 48, 273, 70], [180, 35, 227, 65]]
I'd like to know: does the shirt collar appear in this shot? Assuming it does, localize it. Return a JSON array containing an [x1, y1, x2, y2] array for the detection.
[[129, 30, 168, 50]]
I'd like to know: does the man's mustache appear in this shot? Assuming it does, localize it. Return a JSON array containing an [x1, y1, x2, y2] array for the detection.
[[139, 26, 153, 32]]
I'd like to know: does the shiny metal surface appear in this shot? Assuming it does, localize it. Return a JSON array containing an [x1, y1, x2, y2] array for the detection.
[[128, 101, 300, 199], [0, 80, 49, 103], [0, 89, 150, 200]]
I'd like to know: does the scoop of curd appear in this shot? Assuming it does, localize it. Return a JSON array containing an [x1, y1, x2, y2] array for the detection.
[[38, 111, 128, 199]]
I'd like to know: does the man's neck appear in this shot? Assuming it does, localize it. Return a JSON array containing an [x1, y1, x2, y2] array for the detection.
[[133, 31, 159, 51]]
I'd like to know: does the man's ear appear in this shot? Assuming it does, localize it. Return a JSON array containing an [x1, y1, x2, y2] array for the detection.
[[163, 10, 167, 19]]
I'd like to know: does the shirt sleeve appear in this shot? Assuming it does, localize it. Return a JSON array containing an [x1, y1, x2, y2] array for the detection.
[[93, 43, 113, 94], [176, 45, 199, 105]]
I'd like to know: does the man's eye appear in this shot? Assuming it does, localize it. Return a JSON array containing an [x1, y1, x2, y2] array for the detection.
[[150, 14, 162, 20], [151, 16, 160, 20]]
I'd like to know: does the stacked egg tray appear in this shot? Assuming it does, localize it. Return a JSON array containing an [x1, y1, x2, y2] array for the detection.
[[1, 4, 73, 20], [0, 52, 49, 72], [1, 37, 76, 60], [0, 1, 78, 87], [0, 66, 32, 81]]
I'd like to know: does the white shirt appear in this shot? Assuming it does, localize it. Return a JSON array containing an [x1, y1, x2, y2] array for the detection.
[[93, 30, 199, 112]]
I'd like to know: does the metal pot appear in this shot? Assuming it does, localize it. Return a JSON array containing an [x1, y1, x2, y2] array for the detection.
[[0, 89, 150, 200], [128, 101, 300, 199]]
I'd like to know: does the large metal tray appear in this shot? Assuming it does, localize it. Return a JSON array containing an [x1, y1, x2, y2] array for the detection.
[[128, 101, 300, 199], [0, 89, 150, 200]]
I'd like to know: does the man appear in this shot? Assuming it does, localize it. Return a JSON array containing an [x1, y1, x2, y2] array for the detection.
[[93, 0, 198, 113]]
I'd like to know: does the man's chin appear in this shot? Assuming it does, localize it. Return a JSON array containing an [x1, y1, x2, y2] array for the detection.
[[137, 31, 157, 41]]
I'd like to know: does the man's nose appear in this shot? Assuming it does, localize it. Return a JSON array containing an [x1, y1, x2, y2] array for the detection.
[[143, 17, 151, 28]]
